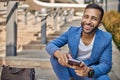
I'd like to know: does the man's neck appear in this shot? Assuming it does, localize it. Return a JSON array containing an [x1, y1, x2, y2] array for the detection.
[[81, 32, 95, 45], [82, 31, 95, 39]]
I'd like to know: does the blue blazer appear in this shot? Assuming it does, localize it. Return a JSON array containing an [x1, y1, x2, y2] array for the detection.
[[46, 26, 112, 78]]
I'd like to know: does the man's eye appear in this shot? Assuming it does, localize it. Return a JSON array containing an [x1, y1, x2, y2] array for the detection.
[[83, 15, 88, 19], [91, 17, 98, 21]]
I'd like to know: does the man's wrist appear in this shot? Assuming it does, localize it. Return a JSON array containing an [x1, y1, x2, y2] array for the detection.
[[88, 68, 94, 78], [54, 50, 61, 58]]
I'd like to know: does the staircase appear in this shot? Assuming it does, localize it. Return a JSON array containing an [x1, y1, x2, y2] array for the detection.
[[0, 3, 83, 79]]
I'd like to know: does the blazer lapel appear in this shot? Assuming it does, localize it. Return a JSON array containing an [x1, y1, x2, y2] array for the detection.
[[90, 30, 100, 62], [72, 27, 82, 58], [84, 30, 101, 65]]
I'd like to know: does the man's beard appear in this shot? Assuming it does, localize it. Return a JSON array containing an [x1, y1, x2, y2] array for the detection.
[[81, 22, 98, 34]]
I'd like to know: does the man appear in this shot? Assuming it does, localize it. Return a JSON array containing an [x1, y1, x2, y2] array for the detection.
[[46, 3, 112, 80]]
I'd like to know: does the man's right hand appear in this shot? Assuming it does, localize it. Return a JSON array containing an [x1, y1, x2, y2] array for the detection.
[[54, 50, 72, 67]]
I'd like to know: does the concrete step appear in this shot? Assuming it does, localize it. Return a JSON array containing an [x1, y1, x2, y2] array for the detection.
[[18, 32, 37, 37], [37, 35, 59, 40], [22, 43, 69, 50], [0, 57, 51, 69], [22, 44, 46, 50], [47, 26, 69, 36], [17, 50, 50, 59], [28, 40, 52, 44], [50, 32, 62, 36], [18, 27, 40, 33], [0, 49, 5, 57], [35, 68, 57, 80], [29, 40, 41, 44], [36, 28, 68, 37], [18, 36, 36, 42]]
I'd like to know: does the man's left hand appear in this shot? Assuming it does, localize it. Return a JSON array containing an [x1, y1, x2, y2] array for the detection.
[[72, 62, 90, 77]]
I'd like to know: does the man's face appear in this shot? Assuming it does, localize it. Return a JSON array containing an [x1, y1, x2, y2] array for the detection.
[[81, 8, 101, 34]]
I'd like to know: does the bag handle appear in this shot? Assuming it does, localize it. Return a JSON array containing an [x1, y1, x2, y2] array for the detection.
[[10, 67, 25, 74], [2, 65, 25, 74]]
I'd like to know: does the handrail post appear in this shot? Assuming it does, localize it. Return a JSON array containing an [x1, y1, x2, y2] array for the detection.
[[67, 8, 74, 22], [59, 9, 64, 26], [63, 10, 68, 23], [54, 8, 60, 31], [24, 10, 28, 25], [40, 8, 47, 44], [35, 11, 39, 23], [6, 1, 18, 56]]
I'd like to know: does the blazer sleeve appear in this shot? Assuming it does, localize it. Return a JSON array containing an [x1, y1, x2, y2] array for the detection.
[[46, 27, 72, 57], [91, 34, 112, 78]]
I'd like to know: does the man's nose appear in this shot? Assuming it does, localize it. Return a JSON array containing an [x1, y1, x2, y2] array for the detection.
[[86, 18, 91, 24], [86, 19, 91, 24]]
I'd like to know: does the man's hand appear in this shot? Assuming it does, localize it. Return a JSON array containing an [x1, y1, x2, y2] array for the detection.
[[73, 62, 90, 77], [54, 50, 72, 67]]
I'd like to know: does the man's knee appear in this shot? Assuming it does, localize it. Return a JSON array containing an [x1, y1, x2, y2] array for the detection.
[[50, 57, 57, 64], [50, 57, 71, 80], [96, 75, 110, 80]]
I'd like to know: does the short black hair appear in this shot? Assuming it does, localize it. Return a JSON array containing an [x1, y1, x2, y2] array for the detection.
[[85, 3, 104, 21]]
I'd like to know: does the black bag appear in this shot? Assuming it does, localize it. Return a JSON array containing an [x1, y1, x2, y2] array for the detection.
[[1, 65, 35, 80]]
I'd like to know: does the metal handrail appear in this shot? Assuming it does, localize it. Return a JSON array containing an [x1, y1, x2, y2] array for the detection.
[[33, 0, 87, 8]]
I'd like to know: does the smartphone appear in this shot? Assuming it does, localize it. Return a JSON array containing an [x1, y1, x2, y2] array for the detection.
[[67, 59, 82, 66]]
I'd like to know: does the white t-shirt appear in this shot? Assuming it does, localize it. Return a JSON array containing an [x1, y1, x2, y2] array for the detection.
[[76, 35, 95, 60]]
